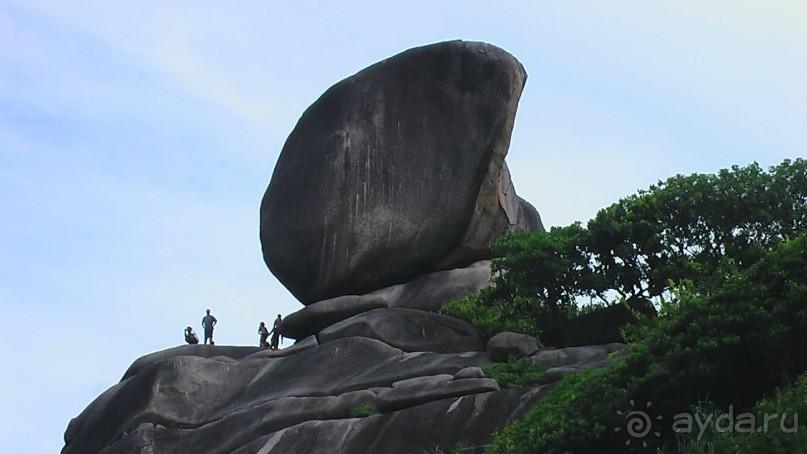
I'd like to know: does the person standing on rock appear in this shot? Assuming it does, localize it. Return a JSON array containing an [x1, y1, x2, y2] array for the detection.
[[270, 314, 282, 350], [202, 308, 217, 345], [258, 321, 270, 347]]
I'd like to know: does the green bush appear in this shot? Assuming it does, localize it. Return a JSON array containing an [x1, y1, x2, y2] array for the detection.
[[486, 366, 629, 453], [486, 234, 807, 452], [450, 159, 807, 347], [462, 160, 807, 452], [709, 373, 807, 453], [482, 356, 547, 389], [443, 293, 543, 342]]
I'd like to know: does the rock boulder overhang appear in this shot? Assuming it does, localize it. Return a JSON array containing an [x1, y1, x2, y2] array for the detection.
[[260, 40, 541, 304]]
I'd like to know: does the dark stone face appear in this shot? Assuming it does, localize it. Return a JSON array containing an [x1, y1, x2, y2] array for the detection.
[[260, 40, 527, 304], [62, 336, 624, 453], [317, 308, 485, 354]]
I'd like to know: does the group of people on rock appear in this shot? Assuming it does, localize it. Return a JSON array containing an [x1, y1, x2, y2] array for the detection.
[[259, 314, 283, 350], [183, 309, 283, 350]]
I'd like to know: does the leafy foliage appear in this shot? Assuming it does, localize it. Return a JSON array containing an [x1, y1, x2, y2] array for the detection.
[[442, 293, 543, 342], [447, 159, 807, 346], [486, 232, 807, 453], [709, 374, 807, 453], [443, 224, 590, 343], [584, 159, 807, 305], [482, 356, 547, 389], [474, 159, 807, 452], [486, 366, 629, 453]]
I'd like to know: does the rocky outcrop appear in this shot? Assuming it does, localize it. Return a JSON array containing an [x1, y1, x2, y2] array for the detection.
[[381, 259, 492, 311], [63, 337, 623, 453], [62, 41, 611, 454], [260, 40, 540, 304], [279, 294, 388, 340], [232, 387, 549, 454], [534, 343, 625, 383], [318, 308, 484, 353], [279, 260, 493, 340], [487, 331, 542, 362]]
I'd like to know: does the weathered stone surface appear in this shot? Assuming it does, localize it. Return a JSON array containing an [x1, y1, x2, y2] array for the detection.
[[391, 374, 454, 388], [380, 260, 492, 311], [531, 342, 624, 368], [376, 377, 500, 412], [121, 344, 262, 380], [63, 338, 492, 453], [278, 260, 491, 337], [278, 260, 491, 341], [454, 366, 486, 379], [64, 337, 624, 453], [436, 161, 544, 268], [487, 331, 541, 362], [335, 350, 492, 394], [518, 196, 543, 232], [260, 40, 537, 304], [318, 308, 484, 353], [64, 338, 401, 454], [279, 294, 388, 340], [541, 357, 621, 383], [243, 334, 319, 359], [234, 389, 543, 454]]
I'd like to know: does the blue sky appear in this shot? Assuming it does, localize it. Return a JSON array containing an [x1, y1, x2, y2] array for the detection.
[[2, 1, 805, 452]]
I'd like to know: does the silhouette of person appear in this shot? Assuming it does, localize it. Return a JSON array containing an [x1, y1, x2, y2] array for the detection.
[[270, 314, 282, 350], [202, 308, 217, 345], [184, 326, 199, 345], [258, 321, 270, 348]]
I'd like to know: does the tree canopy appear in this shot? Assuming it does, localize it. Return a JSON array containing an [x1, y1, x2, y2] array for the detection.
[[445, 158, 807, 345], [467, 158, 807, 453]]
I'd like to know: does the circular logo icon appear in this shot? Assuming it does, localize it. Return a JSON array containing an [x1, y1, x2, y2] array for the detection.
[[615, 400, 663, 447]]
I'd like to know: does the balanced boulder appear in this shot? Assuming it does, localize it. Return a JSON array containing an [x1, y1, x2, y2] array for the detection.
[[260, 40, 540, 304]]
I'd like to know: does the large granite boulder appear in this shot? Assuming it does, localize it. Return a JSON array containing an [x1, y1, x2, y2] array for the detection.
[[63, 336, 623, 453], [260, 40, 539, 304], [318, 308, 484, 353]]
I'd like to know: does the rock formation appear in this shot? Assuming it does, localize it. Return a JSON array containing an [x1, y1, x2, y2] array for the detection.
[[63, 338, 623, 453], [63, 41, 622, 454], [260, 40, 542, 305]]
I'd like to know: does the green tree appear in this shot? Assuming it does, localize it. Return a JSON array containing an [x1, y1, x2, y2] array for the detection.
[[446, 159, 807, 344], [487, 233, 807, 452], [586, 159, 807, 306], [488, 223, 592, 339], [469, 159, 807, 452], [444, 224, 592, 343]]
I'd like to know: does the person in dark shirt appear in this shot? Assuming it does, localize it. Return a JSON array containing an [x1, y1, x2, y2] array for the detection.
[[270, 314, 282, 350], [202, 308, 217, 345]]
